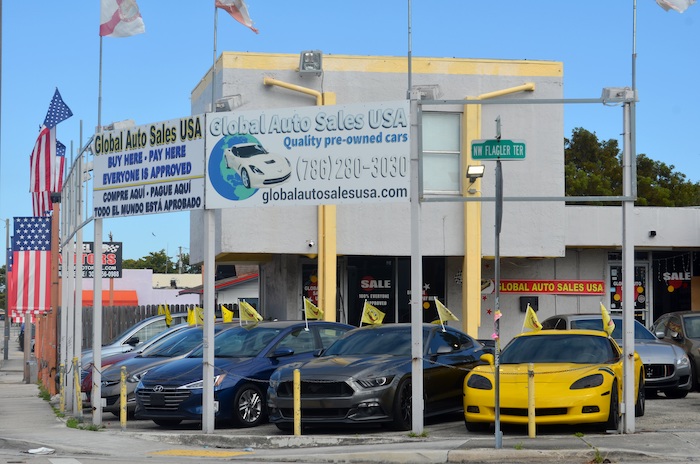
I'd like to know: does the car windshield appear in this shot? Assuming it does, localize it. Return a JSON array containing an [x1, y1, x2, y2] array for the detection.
[[323, 327, 424, 357], [140, 328, 204, 358], [683, 316, 700, 339], [236, 144, 267, 158], [500, 334, 616, 364], [569, 318, 656, 341], [189, 326, 281, 358]]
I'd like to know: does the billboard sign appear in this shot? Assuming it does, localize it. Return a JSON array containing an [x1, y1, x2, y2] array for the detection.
[[204, 100, 410, 208], [58, 241, 123, 278], [92, 115, 205, 218]]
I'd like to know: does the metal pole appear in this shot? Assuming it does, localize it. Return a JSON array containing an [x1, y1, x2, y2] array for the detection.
[[494, 159, 503, 449], [409, 90, 424, 434], [622, 101, 635, 433], [4, 219, 9, 360]]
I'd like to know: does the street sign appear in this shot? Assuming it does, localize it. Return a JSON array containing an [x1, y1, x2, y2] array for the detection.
[[471, 139, 526, 160]]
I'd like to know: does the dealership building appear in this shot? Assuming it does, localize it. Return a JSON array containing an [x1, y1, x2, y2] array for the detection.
[[188, 51, 700, 344]]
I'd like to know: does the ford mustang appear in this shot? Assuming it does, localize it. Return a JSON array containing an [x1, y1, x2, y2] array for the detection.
[[463, 329, 644, 433]]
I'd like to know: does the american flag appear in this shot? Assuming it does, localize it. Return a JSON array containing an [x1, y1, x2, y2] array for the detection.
[[12, 217, 52, 313], [29, 89, 72, 216]]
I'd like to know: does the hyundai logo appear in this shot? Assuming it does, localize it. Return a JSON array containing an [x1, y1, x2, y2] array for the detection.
[[153, 385, 164, 392]]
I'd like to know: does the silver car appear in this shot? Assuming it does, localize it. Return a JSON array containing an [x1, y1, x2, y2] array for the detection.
[[541, 313, 692, 398]]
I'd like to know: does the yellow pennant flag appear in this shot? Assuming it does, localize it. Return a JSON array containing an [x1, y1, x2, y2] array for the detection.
[[435, 298, 459, 323], [157, 304, 165, 316], [164, 304, 172, 327], [221, 305, 234, 323], [304, 297, 324, 320], [187, 307, 196, 326], [240, 300, 263, 322], [361, 301, 385, 325], [601, 302, 615, 336], [195, 306, 205, 325], [523, 304, 542, 331]]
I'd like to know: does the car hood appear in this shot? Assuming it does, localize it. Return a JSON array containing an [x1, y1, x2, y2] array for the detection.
[[622, 339, 685, 364], [473, 363, 607, 384], [138, 356, 255, 387], [277, 355, 407, 381], [102, 354, 186, 381]]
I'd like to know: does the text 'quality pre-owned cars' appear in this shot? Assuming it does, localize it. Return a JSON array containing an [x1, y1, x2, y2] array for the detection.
[[267, 323, 488, 431], [134, 321, 351, 427]]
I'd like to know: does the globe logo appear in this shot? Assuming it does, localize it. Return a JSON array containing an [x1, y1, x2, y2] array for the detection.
[[208, 134, 259, 201]]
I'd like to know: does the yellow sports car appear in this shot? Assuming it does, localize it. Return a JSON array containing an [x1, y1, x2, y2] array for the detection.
[[463, 329, 644, 432]]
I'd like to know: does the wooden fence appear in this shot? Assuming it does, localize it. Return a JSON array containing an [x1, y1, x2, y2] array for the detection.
[[80, 304, 204, 349]]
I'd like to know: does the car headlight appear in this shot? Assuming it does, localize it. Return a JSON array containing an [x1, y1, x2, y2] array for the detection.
[[570, 374, 604, 390], [127, 370, 148, 384], [466, 374, 492, 390], [249, 165, 264, 175], [357, 376, 394, 389], [177, 374, 226, 390], [678, 354, 690, 367], [269, 377, 280, 390]]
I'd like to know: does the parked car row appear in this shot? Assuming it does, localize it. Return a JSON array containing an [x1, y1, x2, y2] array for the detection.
[[80, 309, 700, 433]]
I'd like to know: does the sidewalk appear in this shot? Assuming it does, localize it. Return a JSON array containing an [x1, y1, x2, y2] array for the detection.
[[2, 333, 700, 463]]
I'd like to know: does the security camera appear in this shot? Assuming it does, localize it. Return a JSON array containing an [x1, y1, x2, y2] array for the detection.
[[307, 240, 315, 248]]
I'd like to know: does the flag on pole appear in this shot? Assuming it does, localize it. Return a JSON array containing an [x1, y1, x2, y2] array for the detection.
[[222, 305, 235, 323], [601, 302, 615, 336], [12, 217, 52, 313], [523, 304, 542, 331], [240, 300, 263, 322], [361, 300, 385, 325], [29, 89, 72, 216], [304, 297, 324, 320], [435, 298, 459, 323], [100, 0, 146, 37], [656, 0, 696, 13], [157, 304, 172, 327], [216, 0, 259, 33]]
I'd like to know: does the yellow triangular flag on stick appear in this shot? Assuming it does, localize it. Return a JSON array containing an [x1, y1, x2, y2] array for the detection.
[[361, 300, 385, 325], [304, 297, 324, 320]]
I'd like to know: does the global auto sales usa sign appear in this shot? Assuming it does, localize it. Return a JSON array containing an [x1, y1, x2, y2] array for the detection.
[[204, 100, 411, 208]]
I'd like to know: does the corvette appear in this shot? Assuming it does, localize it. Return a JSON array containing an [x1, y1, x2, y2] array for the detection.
[[223, 142, 291, 189], [463, 329, 644, 432]]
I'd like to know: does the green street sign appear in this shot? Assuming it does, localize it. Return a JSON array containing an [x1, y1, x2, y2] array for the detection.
[[471, 139, 526, 160]]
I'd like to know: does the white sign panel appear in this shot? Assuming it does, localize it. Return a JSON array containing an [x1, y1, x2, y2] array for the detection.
[[204, 100, 410, 208], [92, 115, 205, 218]]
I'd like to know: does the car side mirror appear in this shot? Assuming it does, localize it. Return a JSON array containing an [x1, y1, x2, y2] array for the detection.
[[671, 331, 682, 341], [125, 336, 140, 346], [271, 347, 294, 358], [435, 345, 454, 355], [480, 353, 495, 366], [654, 330, 665, 339]]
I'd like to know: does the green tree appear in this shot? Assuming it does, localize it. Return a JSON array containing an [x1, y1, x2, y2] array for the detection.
[[122, 250, 201, 274], [0, 264, 6, 310], [565, 128, 700, 206]]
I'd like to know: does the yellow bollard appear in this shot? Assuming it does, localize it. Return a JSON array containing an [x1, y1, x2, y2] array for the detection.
[[528, 362, 535, 438], [73, 357, 83, 419], [59, 363, 65, 414], [120, 366, 127, 430], [293, 368, 301, 436]]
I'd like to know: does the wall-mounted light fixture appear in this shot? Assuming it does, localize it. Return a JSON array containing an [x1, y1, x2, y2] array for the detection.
[[466, 165, 485, 184], [299, 50, 323, 77]]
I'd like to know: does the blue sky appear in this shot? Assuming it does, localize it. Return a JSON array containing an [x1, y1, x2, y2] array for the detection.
[[1, 1, 698, 263]]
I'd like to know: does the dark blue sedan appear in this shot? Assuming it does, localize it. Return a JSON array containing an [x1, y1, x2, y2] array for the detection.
[[134, 320, 352, 427]]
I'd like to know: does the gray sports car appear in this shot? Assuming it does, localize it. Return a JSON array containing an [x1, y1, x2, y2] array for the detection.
[[267, 323, 488, 431]]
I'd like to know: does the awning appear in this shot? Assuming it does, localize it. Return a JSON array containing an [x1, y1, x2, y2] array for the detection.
[[82, 290, 138, 306]]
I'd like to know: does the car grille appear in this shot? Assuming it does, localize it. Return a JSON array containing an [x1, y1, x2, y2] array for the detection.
[[500, 408, 567, 417], [277, 380, 354, 398], [280, 408, 350, 419], [136, 388, 191, 411], [263, 173, 291, 185], [645, 364, 675, 380]]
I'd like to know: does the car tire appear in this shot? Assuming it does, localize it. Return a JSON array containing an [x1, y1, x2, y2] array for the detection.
[[635, 373, 645, 417], [390, 377, 412, 431], [464, 417, 489, 433], [232, 383, 265, 427], [663, 388, 689, 399], [604, 380, 620, 432], [241, 168, 251, 189], [152, 418, 182, 427]]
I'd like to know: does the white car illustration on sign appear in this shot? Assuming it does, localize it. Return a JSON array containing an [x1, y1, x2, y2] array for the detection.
[[223, 143, 291, 189]]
